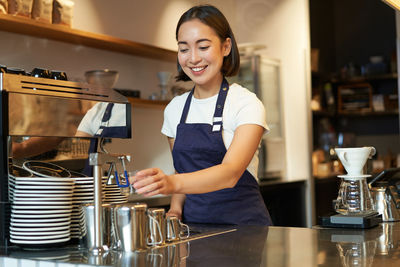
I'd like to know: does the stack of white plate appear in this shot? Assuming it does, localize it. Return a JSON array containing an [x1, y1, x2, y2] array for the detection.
[[8, 175, 75, 247], [70, 177, 95, 239], [103, 182, 129, 204]]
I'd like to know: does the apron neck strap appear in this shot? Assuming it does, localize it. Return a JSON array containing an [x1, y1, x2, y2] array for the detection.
[[180, 78, 230, 127], [94, 103, 114, 137], [211, 78, 229, 132]]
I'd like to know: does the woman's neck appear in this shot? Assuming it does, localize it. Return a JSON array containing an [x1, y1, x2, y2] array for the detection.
[[193, 75, 224, 99]]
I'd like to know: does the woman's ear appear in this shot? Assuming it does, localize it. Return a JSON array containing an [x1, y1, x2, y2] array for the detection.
[[222, 38, 232, 57]]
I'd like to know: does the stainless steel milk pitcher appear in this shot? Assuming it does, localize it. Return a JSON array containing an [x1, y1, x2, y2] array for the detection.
[[113, 203, 164, 252], [113, 203, 149, 251], [82, 203, 113, 250], [148, 208, 166, 246], [166, 216, 190, 242]]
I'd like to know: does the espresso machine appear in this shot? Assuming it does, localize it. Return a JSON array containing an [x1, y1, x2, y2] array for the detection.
[[0, 72, 131, 249], [320, 147, 382, 228]]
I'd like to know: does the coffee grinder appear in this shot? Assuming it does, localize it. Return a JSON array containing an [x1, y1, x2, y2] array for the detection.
[[320, 147, 382, 228]]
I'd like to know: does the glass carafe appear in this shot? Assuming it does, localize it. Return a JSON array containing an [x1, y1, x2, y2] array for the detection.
[[335, 177, 375, 215]]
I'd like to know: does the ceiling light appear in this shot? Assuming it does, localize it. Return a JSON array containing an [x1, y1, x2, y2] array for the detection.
[[382, 0, 400, 11]]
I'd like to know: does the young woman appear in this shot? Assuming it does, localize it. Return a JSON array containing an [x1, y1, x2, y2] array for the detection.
[[131, 5, 272, 226]]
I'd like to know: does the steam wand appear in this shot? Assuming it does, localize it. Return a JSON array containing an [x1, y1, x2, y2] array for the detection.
[[88, 151, 131, 254]]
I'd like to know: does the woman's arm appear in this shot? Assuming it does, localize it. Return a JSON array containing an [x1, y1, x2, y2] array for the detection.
[[133, 124, 264, 196], [165, 137, 185, 219], [12, 137, 65, 159], [75, 130, 93, 137]]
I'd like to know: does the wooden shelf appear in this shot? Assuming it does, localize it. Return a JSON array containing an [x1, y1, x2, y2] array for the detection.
[[330, 73, 398, 84], [337, 111, 399, 117], [128, 97, 169, 109], [0, 14, 177, 62], [312, 110, 335, 117], [312, 110, 399, 117]]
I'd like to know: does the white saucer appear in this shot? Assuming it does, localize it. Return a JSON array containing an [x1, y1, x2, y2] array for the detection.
[[14, 196, 72, 201], [12, 185, 74, 190], [11, 210, 71, 216], [74, 186, 93, 194], [13, 200, 72, 205], [11, 217, 70, 223], [72, 194, 92, 197], [10, 221, 70, 227], [10, 229, 69, 236], [10, 233, 70, 240], [71, 177, 94, 181], [11, 208, 72, 214], [337, 174, 372, 178], [71, 200, 93, 204], [12, 189, 73, 194], [10, 225, 70, 232], [12, 205, 72, 210], [10, 237, 70, 245], [105, 195, 126, 199], [13, 177, 74, 183], [106, 193, 127, 197], [15, 181, 74, 188], [14, 192, 73, 198]]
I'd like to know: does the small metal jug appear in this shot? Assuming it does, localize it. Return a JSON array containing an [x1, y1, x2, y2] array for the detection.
[[148, 208, 166, 246], [113, 203, 148, 251], [113, 203, 163, 252], [166, 216, 190, 242]]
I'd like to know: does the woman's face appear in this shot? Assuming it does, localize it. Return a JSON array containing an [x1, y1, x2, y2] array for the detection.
[[177, 19, 231, 90]]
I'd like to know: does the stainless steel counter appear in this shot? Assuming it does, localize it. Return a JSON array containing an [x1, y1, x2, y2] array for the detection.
[[2, 222, 400, 266]]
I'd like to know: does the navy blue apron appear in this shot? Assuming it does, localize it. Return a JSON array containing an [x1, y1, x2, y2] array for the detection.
[[83, 103, 127, 176], [172, 79, 272, 226]]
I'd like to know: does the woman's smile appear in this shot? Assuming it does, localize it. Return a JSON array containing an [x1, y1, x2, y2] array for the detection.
[[190, 65, 207, 75]]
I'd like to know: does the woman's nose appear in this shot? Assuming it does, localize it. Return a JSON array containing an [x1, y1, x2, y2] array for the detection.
[[189, 50, 201, 64]]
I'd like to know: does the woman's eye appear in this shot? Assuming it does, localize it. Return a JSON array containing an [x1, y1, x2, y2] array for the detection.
[[199, 46, 210, 50], [179, 48, 188, 53]]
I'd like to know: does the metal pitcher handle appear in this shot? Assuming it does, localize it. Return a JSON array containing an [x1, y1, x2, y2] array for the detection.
[[179, 221, 190, 239], [112, 207, 121, 250], [147, 214, 163, 246]]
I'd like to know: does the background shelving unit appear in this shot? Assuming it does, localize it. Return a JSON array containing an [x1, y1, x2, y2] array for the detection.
[[0, 14, 175, 108]]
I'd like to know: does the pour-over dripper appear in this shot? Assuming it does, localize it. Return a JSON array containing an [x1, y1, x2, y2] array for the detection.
[[334, 147, 375, 176], [334, 147, 376, 216]]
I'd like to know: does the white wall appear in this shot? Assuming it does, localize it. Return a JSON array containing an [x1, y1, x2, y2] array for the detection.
[[234, 0, 311, 181]]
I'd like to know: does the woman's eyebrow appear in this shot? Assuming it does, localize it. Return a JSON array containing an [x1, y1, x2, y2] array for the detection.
[[178, 38, 212, 45]]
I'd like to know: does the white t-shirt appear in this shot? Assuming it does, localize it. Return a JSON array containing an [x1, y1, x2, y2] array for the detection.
[[77, 102, 127, 136], [161, 83, 269, 179]]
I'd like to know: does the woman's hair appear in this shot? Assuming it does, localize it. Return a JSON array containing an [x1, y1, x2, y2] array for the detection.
[[175, 5, 240, 81]]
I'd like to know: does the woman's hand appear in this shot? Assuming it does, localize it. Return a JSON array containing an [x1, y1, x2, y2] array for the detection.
[[129, 168, 176, 197], [166, 209, 182, 220]]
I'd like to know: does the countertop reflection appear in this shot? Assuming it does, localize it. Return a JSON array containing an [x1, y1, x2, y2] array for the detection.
[[3, 222, 400, 266]]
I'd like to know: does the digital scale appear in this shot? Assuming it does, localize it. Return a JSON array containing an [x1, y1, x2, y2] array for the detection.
[[319, 212, 382, 229]]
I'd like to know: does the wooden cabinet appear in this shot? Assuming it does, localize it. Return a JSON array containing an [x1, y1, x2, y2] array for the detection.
[[259, 180, 307, 227]]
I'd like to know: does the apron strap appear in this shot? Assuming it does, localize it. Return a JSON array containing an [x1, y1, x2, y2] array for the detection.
[[212, 78, 229, 132], [94, 103, 114, 137], [180, 90, 194, 124], [179, 78, 230, 131]]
